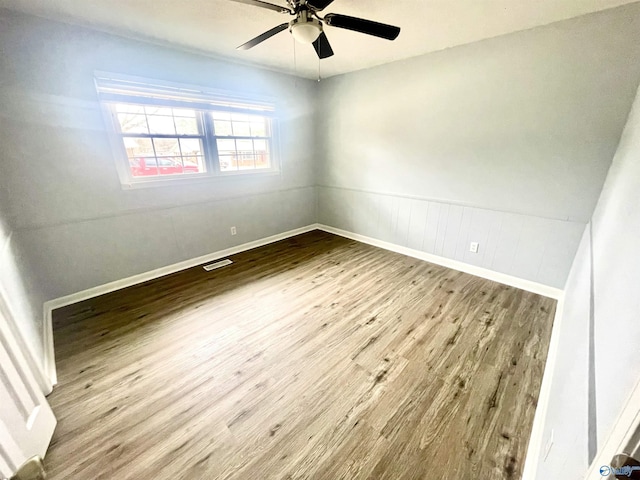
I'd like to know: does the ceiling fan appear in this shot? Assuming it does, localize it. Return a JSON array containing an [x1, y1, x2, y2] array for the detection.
[[230, 0, 401, 59]]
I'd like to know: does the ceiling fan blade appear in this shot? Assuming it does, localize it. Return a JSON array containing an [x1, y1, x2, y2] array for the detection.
[[312, 31, 334, 59], [307, 0, 335, 11], [237, 23, 289, 50], [228, 0, 292, 14], [324, 14, 401, 41]]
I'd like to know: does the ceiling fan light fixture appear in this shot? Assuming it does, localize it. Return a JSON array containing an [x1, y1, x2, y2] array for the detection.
[[289, 17, 322, 44]]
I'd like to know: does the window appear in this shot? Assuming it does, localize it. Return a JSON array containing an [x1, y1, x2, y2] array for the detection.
[[212, 111, 271, 172], [117, 105, 206, 178], [96, 73, 278, 187]]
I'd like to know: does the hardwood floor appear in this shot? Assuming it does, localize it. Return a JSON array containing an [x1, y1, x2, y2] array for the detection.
[[45, 230, 556, 480]]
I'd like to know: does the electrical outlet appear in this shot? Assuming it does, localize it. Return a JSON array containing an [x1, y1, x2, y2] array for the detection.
[[230, 226, 237, 236], [469, 242, 479, 253]]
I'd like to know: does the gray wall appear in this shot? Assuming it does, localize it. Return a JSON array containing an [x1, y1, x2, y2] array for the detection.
[[0, 9, 318, 302], [536, 225, 591, 480], [590, 82, 640, 446], [318, 186, 584, 288], [0, 9, 318, 375], [317, 3, 640, 288], [536, 81, 640, 479]]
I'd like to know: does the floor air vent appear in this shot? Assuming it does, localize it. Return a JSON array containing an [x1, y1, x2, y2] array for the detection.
[[203, 259, 233, 271]]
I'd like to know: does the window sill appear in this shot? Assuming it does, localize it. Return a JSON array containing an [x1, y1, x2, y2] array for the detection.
[[119, 169, 281, 190]]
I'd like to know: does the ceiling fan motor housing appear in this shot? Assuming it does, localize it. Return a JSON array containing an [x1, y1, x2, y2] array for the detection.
[[289, 9, 323, 44]]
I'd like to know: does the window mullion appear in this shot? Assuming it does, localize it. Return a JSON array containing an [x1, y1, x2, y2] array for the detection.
[[171, 112, 184, 169], [202, 112, 220, 175], [142, 108, 159, 170]]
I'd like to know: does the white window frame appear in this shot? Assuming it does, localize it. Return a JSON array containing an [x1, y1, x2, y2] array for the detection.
[[95, 71, 281, 189]]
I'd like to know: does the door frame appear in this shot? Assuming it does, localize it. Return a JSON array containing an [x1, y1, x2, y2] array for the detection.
[[584, 377, 640, 479], [0, 284, 52, 396], [0, 289, 57, 479]]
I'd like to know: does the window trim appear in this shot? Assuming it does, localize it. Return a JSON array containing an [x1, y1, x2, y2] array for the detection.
[[95, 72, 281, 189]]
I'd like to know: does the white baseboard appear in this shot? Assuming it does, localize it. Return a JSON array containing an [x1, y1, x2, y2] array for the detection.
[[316, 224, 562, 299], [520, 294, 565, 480], [42, 304, 57, 388], [42, 224, 320, 386]]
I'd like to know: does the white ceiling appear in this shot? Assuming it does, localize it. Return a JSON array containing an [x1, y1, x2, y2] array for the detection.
[[1, 0, 638, 79]]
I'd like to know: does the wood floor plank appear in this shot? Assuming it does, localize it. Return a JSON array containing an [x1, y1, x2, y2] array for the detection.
[[45, 230, 555, 480]]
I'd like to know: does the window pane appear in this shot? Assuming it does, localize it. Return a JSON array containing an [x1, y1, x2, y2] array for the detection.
[[145, 106, 172, 116], [123, 137, 154, 157], [211, 111, 231, 121], [175, 116, 199, 135], [143, 158, 158, 169], [183, 156, 205, 174], [231, 113, 249, 122], [213, 120, 232, 136], [179, 138, 202, 156], [238, 156, 255, 170], [153, 138, 180, 156], [147, 115, 176, 135], [250, 121, 267, 137], [129, 157, 159, 177], [219, 155, 237, 172], [117, 113, 148, 134], [236, 139, 253, 152], [157, 157, 182, 175], [232, 121, 250, 136], [156, 157, 174, 167], [256, 154, 270, 169], [116, 104, 144, 114], [217, 139, 236, 155], [253, 139, 268, 153], [172, 108, 196, 118]]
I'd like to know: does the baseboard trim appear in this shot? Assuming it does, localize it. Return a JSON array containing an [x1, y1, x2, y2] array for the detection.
[[520, 294, 566, 480], [316, 224, 562, 299], [42, 224, 320, 386], [42, 304, 57, 388]]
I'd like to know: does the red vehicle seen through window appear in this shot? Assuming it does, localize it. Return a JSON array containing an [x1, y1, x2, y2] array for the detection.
[[129, 157, 201, 177]]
